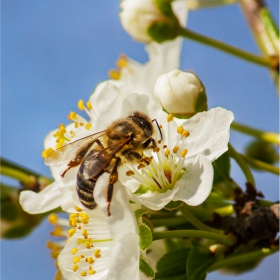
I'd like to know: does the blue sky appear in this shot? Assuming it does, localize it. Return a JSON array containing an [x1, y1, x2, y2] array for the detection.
[[1, 0, 279, 279]]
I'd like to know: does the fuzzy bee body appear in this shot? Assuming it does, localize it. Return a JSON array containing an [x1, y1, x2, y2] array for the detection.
[[45, 111, 158, 215]]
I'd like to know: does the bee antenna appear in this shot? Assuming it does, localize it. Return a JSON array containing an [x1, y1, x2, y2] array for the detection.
[[152, 119, 163, 140]]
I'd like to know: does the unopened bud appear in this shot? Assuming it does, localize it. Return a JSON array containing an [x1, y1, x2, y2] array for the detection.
[[154, 69, 207, 117]]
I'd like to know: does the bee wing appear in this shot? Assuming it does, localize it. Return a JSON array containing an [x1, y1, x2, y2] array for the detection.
[[45, 131, 106, 166], [82, 138, 130, 179]]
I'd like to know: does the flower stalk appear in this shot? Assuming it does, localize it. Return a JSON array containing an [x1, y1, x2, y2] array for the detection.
[[231, 122, 280, 145], [179, 27, 273, 68], [152, 229, 235, 246]]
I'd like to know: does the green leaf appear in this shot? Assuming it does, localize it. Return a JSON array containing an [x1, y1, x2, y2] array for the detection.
[[156, 248, 190, 278], [1, 202, 19, 221], [139, 255, 155, 279], [164, 200, 183, 211], [186, 246, 214, 280], [139, 224, 153, 251], [3, 223, 33, 239]]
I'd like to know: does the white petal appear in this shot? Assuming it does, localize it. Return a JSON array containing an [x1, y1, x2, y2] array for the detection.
[[173, 154, 213, 206], [94, 173, 138, 241], [181, 107, 234, 162], [19, 181, 63, 214], [107, 233, 140, 280]]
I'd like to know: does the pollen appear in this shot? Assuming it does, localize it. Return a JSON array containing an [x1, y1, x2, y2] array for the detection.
[[137, 164, 145, 169], [173, 146, 179, 153], [77, 100, 85, 110], [42, 147, 54, 158], [72, 264, 79, 272], [77, 238, 83, 245], [75, 206, 83, 212], [108, 69, 121, 80], [94, 249, 101, 258], [116, 54, 128, 68], [177, 126, 184, 134], [89, 269, 96, 275], [72, 248, 78, 255], [68, 111, 78, 121], [86, 257, 95, 264], [73, 256, 81, 264], [165, 149, 170, 157], [86, 101, 92, 110], [85, 123, 92, 130], [182, 130, 190, 137], [181, 149, 188, 157], [167, 114, 174, 122], [48, 213, 59, 225], [85, 241, 91, 249], [50, 226, 64, 237], [80, 271, 87, 277], [126, 170, 135, 176], [82, 229, 88, 239], [68, 228, 76, 238], [153, 147, 160, 153]]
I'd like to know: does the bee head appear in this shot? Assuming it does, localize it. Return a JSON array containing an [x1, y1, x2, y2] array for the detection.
[[127, 111, 154, 137]]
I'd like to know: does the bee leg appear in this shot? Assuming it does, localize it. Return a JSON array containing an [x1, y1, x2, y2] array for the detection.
[[141, 137, 157, 149], [107, 157, 121, 216], [126, 151, 142, 161]]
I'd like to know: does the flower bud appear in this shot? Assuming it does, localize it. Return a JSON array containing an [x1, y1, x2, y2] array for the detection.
[[245, 140, 278, 165], [154, 69, 207, 117], [120, 0, 180, 43]]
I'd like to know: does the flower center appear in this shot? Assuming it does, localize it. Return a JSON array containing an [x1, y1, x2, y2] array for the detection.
[[126, 114, 190, 194]]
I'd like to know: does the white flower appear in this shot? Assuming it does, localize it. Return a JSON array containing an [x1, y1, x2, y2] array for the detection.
[[154, 69, 206, 116], [56, 174, 142, 280], [103, 95, 233, 210]]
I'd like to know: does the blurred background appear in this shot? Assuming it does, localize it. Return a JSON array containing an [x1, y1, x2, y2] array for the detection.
[[1, 0, 279, 279]]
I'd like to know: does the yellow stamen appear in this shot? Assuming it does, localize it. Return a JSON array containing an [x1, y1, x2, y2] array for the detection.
[[165, 149, 170, 157], [51, 249, 60, 259], [48, 213, 59, 225], [80, 254, 85, 259], [116, 54, 128, 67], [86, 101, 92, 110], [137, 164, 145, 169], [85, 123, 92, 130], [85, 241, 91, 249], [126, 170, 135, 176], [50, 226, 64, 237], [182, 130, 190, 137], [86, 257, 95, 264], [77, 238, 83, 245], [82, 229, 88, 239], [73, 256, 81, 264], [72, 264, 79, 272], [108, 69, 121, 80], [153, 147, 160, 153], [42, 147, 54, 158], [181, 149, 188, 158], [68, 229, 76, 238], [80, 271, 87, 277], [77, 100, 85, 110], [167, 114, 174, 122], [89, 270, 96, 275], [177, 126, 184, 134], [94, 249, 101, 258], [54, 271, 63, 280], [68, 111, 78, 121], [173, 146, 179, 153], [72, 248, 78, 255], [75, 206, 83, 212]]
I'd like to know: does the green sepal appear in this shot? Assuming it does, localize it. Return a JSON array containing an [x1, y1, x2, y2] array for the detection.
[[135, 208, 150, 221], [140, 255, 155, 279], [164, 200, 183, 211], [156, 248, 191, 279], [139, 223, 153, 251], [2, 223, 33, 239], [186, 246, 214, 280], [194, 87, 208, 113]]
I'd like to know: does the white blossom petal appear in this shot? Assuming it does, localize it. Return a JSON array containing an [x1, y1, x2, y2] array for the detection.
[[173, 154, 213, 205]]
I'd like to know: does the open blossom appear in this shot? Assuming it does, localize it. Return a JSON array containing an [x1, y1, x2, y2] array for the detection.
[[116, 97, 234, 210]]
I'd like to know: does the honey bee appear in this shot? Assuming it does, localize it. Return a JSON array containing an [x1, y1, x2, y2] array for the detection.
[[45, 111, 160, 216]]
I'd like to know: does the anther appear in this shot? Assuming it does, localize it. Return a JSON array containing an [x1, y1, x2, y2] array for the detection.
[[68, 111, 78, 121], [177, 126, 184, 134], [173, 146, 179, 153], [165, 149, 170, 157], [89, 270, 96, 275], [72, 248, 78, 255], [77, 100, 85, 110], [85, 123, 92, 130], [50, 226, 64, 237], [85, 241, 91, 249], [42, 147, 54, 159], [137, 164, 145, 170], [73, 257, 81, 264], [182, 130, 190, 137], [75, 206, 83, 212], [86, 257, 94, 264], [48, 213, 59, 225], [72, 264, 79, 272], [181, 149, 188, 158], [68, 229, 76, 238], [86, 101, 92, 110], [126, 170, 135, 176], [153, 147, 160, 153], [80, 271, 87, 277], [82, 229, 88, 239], [108, 69, 121, 80], [94, 249, 101, 258], [167, 114, 174, 122]]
